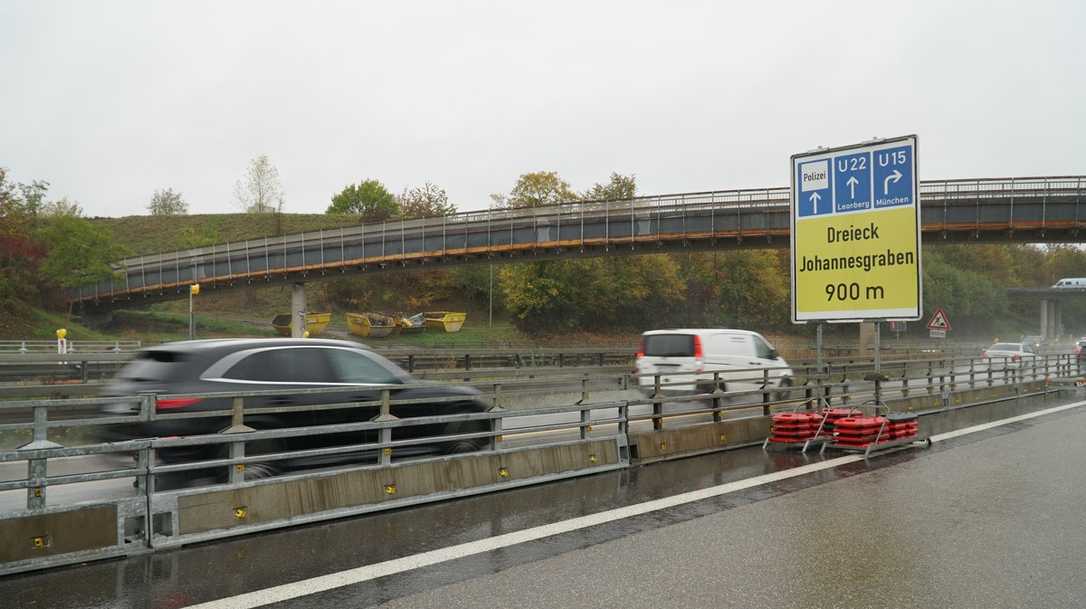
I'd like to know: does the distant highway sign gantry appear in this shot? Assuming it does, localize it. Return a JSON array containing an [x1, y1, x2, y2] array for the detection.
[[790, 135, 922, 323]]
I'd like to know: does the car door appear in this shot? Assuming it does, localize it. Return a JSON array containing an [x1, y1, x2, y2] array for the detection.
[[708, 333, 762, 391]]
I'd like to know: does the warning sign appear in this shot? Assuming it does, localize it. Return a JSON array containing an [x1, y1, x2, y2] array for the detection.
[[927, 308, 951, 331], [927, 308, 951, 338]]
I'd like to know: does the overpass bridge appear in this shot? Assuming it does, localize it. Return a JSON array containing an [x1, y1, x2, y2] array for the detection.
[[1007, 287, 1086, 339], [71, 175, 1085, 313]]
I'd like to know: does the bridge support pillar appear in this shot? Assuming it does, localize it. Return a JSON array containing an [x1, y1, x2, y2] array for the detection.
[[1040, 299, 1061, 340], [291, 282, 306, 338]]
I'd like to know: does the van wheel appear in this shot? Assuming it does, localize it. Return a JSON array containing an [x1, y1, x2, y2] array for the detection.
[[774, 377, 794, 402]]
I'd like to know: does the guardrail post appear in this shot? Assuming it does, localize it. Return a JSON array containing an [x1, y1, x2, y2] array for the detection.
[[969, 358, 976, 389], [1004, 357, 1010, 386], [407, 354, 415, 373], [761, 368, 771, 416], [652, 374, 663, 431], [580, 406, 591, 440], [221, 397, 255, 483], [139, 445, 155, 546], [926, 361, 934, 395], [712, 371, 723, 422], [987, 359, 994, 387], [372, 389, 399, 465], [1044, 354, 1050, 379], [487, 385, 505, 451], [577, 375, 589, 404], [621, 373, 630, 392], [618, 401, 629, 437], [464, 354, 472, 371], [18, 406, 63, 510]]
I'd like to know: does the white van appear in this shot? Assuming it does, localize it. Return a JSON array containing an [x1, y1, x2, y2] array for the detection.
[[1052, 278, 1086, 288], [635, 329, 793, 396]]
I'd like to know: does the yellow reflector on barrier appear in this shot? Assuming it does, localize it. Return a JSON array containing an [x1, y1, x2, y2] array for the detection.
[[384, 484, 397, 495], [233, 506, 247, 520], [32, 536, 47, 550], [498, 467, 510, 478], [383, 448, 392, 456], [235, 464, 245, 473], [588, 454, 597, 464]]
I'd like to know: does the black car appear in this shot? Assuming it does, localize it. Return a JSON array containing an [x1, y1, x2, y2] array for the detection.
[[98, 338, 490, 483]]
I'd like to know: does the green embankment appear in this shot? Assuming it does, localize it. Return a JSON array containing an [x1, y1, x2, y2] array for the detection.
[[92, 213, 362, 256]]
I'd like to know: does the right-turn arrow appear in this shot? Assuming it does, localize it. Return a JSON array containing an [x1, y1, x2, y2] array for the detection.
[[883, 169, 902, 195]]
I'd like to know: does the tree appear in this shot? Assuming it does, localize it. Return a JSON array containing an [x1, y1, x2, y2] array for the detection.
[[398, 182, 457, 219], [36, 215, 126, 289], [42, 197, 83, 217], [496, 171, 685, 334], [327, 179, 399, 222], [234, 155, 285, 214], [496, 171, 577, 209], [148, 188, 188, 216]]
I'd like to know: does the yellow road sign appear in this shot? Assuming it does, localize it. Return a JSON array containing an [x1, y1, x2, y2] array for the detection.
[[790, 135, 922, 322]]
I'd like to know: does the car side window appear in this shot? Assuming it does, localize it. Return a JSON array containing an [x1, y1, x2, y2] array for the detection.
[[224, 348, 336, 383], [326, 349, 403, 384], [752, 336, 775, 359]]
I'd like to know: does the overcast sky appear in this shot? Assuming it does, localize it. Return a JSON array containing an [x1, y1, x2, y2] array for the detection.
[[1, 0, 1082, 217]]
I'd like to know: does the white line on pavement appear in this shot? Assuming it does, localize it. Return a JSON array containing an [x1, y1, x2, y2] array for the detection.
[[186, 398, 1086, 609]]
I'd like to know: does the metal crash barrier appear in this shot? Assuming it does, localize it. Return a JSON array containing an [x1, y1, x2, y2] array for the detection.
[[0, 352, 1080, 575]]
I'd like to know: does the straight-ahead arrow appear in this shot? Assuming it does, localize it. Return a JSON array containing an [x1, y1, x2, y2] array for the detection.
[[809, 191, 821, 214], [846, 176, 859, 199], [883, 169, 902, 195]]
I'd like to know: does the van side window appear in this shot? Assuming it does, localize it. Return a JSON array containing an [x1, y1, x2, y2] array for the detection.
[[752, 336, 775, 359]]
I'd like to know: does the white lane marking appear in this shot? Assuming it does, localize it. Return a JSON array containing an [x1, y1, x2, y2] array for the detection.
[[187, 397, 1086, 609], [929, 398, 1086, 443], [185, 455, 863, 609]]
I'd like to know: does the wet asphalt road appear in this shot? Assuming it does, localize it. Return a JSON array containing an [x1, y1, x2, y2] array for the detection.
[[1, 395, 1082, 609]]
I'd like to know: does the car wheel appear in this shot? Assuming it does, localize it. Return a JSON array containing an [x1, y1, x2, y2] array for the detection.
[[443, 420, 489, 454]]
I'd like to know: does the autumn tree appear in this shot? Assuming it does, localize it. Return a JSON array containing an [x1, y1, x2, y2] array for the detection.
[[398, 182, 457, 219]]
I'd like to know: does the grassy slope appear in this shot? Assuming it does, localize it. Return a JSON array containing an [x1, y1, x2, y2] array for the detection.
[[92, 213, 362, 256]]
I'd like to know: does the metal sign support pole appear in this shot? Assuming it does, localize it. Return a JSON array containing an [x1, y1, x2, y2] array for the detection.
[[816, 323, 823, 372]]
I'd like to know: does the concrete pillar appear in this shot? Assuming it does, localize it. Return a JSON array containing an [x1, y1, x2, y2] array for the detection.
[[1040, 299, 1049, 340], [1052, 300, 1062, 340], [291, 282, 306, 338]]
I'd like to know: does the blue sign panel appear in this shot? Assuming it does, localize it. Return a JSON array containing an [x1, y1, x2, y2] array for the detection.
[[833, 151, 872, 212], [873, 145, 914, 208], [797, 159, 832, 217]]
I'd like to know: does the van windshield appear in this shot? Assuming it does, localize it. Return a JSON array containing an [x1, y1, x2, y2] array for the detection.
[[643, 334, 695, 357]]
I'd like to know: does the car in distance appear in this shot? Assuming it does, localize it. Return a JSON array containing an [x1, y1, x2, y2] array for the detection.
[[635, 329, 794, 398], [981, 342, 1037, 370], [1074, 338, 1086, 363], [1052, 278, 1086, 288], [98, 338, 490, 483], [1020, 335, 1044, 353]]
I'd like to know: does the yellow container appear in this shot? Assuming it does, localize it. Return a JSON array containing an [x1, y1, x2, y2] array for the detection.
[[346, 312, 399, 338], [271, 312, 331, 337], [423, 311, 467, 333]]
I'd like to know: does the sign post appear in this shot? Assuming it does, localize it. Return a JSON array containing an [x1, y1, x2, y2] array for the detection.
[[791, 135, 921, 410]]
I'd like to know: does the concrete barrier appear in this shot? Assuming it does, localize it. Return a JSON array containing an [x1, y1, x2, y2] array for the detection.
[[161, 439, 623, 544]]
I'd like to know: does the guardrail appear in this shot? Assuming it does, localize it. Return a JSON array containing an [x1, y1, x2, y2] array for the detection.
[[0, 351, 1080, 574], [0, 340, 141, 353], [0, 342, 1002, 387]]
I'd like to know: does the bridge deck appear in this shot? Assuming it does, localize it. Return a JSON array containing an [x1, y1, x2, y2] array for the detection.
[[72, 175, 1086, 306]]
